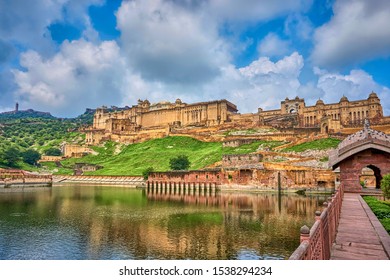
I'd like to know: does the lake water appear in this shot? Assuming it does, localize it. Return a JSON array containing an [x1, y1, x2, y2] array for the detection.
[[0, 185, 326, 260]]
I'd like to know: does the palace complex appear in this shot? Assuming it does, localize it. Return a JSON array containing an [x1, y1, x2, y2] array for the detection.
[[85, 92, 387, 145]]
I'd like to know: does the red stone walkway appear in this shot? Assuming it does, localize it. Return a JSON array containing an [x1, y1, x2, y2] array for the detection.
[[330, 193, 390, 260]]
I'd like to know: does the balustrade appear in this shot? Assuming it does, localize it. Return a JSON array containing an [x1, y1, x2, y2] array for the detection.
[[289, 184, 344, 260]]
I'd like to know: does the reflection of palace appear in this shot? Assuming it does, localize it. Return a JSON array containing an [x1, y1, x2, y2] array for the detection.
[[146, 187, 326, 217], [0, 187, 326, 259]]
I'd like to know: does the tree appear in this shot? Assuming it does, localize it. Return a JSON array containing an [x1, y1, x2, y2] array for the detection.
[[381, 174, 390, 200], [45, 147, 62, 156], [1, 147, 20, 167], [22, 149, 41, 165], [169, 155, 190, 170], [142, 167, 154, 180]]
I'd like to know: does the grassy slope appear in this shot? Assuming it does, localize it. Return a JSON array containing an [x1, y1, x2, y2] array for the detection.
[[51, 136, 284, 176], [363, 196, 390, 233], [282, 138, 341, 152]]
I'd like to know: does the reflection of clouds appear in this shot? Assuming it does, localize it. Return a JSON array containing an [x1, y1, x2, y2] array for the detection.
[[0, 186, 326, 259]]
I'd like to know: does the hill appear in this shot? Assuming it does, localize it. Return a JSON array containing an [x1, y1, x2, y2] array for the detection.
[[0, 109, 92, 169], [0, 109, 55, 120], [44, 136, 284, 175]]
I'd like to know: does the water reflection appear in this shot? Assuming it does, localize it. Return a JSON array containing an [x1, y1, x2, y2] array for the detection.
[[0, 186, 327, 260]]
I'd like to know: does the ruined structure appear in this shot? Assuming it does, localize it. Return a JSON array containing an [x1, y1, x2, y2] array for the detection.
[[85, 93, 386, 145], [73, 163, 103, 175], [222, 154, 263, 168], [63, 144, 93, 158], [329, 119, 390, 192]]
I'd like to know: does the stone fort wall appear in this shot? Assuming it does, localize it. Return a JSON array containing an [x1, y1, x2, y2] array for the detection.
[[85, 92, 385, 145]]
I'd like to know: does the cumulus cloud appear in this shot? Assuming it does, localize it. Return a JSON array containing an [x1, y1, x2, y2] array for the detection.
[[0, 0, 103, 54], [312, 0, 390, 68], [314, 68, 390, 112], [12, 39, 127, 117], [257, 33, 291, 58], [193, 52, 305, 113], [116, 0, 229, 85], [4, 0, 390, 119], [209, 0, 311, 22]]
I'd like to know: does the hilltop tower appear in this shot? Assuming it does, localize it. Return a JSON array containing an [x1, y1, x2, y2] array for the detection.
[[15, 102, 19, 112]]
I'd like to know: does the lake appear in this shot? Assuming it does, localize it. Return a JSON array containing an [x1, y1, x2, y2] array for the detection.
[[0, 185, 326, 260]]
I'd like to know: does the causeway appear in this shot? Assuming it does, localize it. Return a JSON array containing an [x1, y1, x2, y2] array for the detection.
[[330, 193, 390, 260]]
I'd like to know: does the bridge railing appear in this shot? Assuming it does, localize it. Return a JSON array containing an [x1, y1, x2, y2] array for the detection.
[[289, 184, 344, 260]]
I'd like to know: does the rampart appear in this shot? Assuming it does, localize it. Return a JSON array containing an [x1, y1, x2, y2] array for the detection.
[[85, 93, 387, 145]]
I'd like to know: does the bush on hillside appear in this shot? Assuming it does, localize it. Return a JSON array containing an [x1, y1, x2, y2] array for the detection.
[[169, 155, 190, 170], [22, 149, 41, 165], [45, 147, 62, 156], [1, 147, 20, 167]]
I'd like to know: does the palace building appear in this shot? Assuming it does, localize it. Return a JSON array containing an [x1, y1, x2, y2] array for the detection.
[[85, 92, 386, 145], [258, 92, 383, 133]]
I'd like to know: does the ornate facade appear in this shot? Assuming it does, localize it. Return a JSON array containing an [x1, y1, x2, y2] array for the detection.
[[85, 93, 385, 145], [86, 99, 237, 144], [258, 92, 383, 132]]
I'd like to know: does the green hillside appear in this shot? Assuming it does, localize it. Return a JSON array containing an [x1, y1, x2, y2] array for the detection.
[[282, 138, 341, 152], [0, 113, 87, 169], [48, 137, 284, 176]]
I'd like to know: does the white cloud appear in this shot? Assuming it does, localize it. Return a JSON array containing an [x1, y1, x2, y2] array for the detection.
[[284, 13, 313, 41], [5, 0, 390, 119], [312, 0, 390, 68], [314, 68, 390, 114], [116, 0, 229, 85], [258, 33, 290, 58], [209, 0, 311, 22], [0, 0, 102, 53], [197, 52, 305, 113], [240, 52, 303, 79], [12, 39, 127, 117]]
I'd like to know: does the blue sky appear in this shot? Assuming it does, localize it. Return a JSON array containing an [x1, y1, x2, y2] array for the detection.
[[0, 0, 389, 117]]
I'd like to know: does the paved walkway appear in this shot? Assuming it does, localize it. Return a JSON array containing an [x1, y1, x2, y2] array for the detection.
[[330, 193, 390, 260]]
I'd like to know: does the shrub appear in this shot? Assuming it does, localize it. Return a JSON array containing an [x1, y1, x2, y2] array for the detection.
[[22, 149, 41, 165], [45, 147, 62, 156], [1, 147, 20, 166], [381, 174, 390, 200], [169, 155, 190, 170], [142, 167, 154, 180]]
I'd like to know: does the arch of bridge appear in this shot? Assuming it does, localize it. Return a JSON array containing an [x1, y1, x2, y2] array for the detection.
[[329, 119, 390, 192]]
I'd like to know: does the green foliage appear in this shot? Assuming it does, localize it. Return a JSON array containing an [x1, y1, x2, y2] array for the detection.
[[22, 149, 41, 165], [0, 113, 86, 169], [50, 136, 285, 176], [360, 180, 367, 188], [282, 138, 341, 152], [363, 196, 390, 233], [320, 156, 329, 162], [223, 140, 284, 154], [381, 174, 390, 200], [1, 147, 20, 167], [169, 155, 190, 170], [44, 147, 62, 156], [142, 167, 154, 180]]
